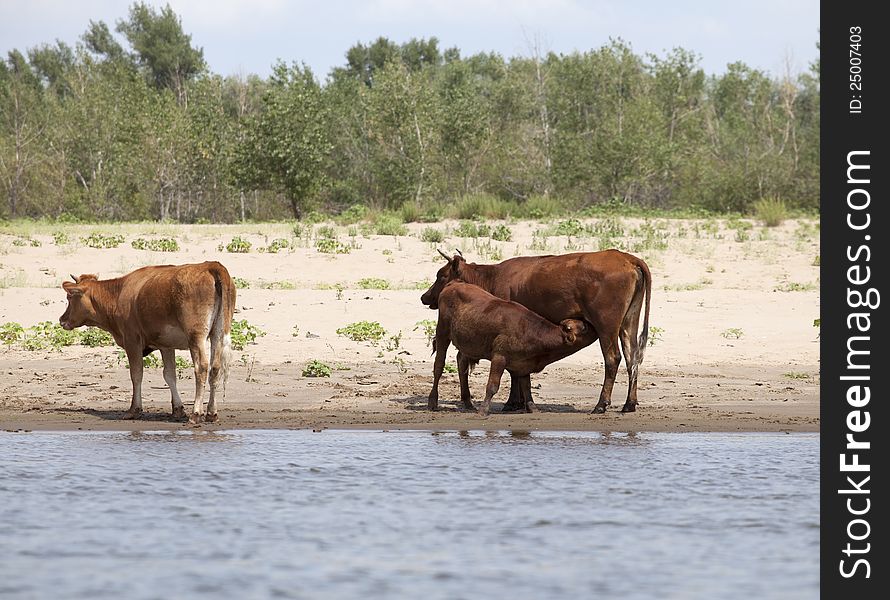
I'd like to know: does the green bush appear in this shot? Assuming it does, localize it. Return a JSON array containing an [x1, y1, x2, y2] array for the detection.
[[336, 205, 368, 224], [131, 237, 179, 252], [0, 322, 24, 346], [230, 319, 266, 350], [225, 237, 252, 253], [52, 231, 69, 245], [233, 277, 250, 289], [421, 227, 445, 243], [753, 197, 788, 227], [374, 216, 408, 236], [357, 278, 391, 290], [262, 238, 290, 253], [490, 224, 512, 242], [302, 359, 332, 377], [454, 221, 490, 238], [336, 321, 387, 343], [81, 232, 125, 249], [316, 238, 350, 254], [79, 327, 114, 347], [316, 225, 337, 239], [413, 319, 437, 346]]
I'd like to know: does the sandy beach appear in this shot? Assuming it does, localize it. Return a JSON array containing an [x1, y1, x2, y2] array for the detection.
[[0, 217, 820, 432]]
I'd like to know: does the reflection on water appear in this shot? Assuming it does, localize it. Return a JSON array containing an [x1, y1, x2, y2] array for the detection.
[[0, 430, 818, 600]]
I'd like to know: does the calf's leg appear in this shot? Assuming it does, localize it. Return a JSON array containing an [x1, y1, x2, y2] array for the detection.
[[518, 374, 537, 413], [619, 329, 639, 413], [160, 348, 185, 419], [428, 336, 450, 410], [479, 355, 507, 417], [205, 334, 229, 424], [502, 376, 526, 412], [456, 351, 476, 410]]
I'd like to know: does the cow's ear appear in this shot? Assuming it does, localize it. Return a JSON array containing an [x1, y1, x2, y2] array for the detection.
[[450, 255, 464, 275], [62, 282, 84, 297]]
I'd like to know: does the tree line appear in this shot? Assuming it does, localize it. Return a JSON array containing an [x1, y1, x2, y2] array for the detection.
[[1, 3, 819, 222]]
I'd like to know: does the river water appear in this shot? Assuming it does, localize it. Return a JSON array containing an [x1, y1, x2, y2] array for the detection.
[[0, 430, 818, 599]]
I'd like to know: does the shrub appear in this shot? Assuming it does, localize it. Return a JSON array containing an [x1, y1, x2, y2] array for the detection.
[[79, 327, 114, 347], [230, 319, 266, 350], [490, 224, 512, 242], [554, 219, 586, 237], [374, 216, 408, 236], [721, 328, 744, 340], [753, 197, 788, 227], [453, 221, 490, 238], [421, 227, 445, 243], [316, 238, 350, 254], [414, 319, 436, 346], [336, 321, 387, 343], [225, 237, 252, 253], [131, 237, 179, 252], [302, 359, 332, 377], [336, 205, 368, 224], [399, 202, 422, 223], [233, 277, 250, 289], [357, 278, 391, 290], [263, 238, 290, 253], [52, 231, 69, 245], [23, 321, 79, 351], [648, 326, 664, 346], [81, 232, 125, 249], [316, 225, 337, 239], [0, 322, 24, 346]]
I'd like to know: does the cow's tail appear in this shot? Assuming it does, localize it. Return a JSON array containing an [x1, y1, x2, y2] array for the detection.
[[209, 263, 236, 394], [635, 258, 652, 366]]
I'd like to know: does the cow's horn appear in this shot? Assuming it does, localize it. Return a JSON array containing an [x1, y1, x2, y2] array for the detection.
[[455, 248, 463, 258], [437, 249, 450, 261], [70, 274, 77, 283]]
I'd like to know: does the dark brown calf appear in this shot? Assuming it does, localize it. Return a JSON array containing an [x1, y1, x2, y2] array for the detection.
[[421, 249, 652, 413], [59, 262, 235, 423], [428, 281, 597, 416]]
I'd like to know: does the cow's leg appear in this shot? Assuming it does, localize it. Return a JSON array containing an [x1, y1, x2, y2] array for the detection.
[[619, 329, 640, 413], [479, 355, 506, 417], [518, 374, 537, 413], [160, 348, 185, 419], [592, 334, 621, 414], [205, 333, 229, 424], [502, 373, 533, 412], [428, 336, 450, 410], [456, 351, 476, 410], [123, 346, 144, 419], [189, 336, 210, 424], [502, 375, 525, 412]]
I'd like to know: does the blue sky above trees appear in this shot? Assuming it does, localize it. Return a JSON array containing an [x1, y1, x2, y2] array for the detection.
[[2, 0, 819, 78]]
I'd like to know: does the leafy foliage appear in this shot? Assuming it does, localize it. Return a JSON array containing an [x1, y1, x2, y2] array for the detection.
[[131, 237, 179, 251], [336, 321, 387, 343], [81, 233, 125, 248], [224, 236, 252, 253], [302, 359, 332, 377], [230, 319, 266, 350]]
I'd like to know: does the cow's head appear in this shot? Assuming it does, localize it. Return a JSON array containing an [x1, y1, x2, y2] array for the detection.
[[560, 319, 589, 345], [420, 250, 466, 310], [59, 274, 99, 330]]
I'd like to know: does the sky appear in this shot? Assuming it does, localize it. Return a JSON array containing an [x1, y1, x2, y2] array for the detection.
[[1, 0, 819, 79]]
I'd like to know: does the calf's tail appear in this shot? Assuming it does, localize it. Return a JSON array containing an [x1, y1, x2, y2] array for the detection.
[[636, 259, 652, 365], [209, 264, 236, 390]]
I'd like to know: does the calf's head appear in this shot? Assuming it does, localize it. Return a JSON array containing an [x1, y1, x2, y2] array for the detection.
[[420, 250, 465, 310], [59, 274, 99, 330], [560, 319, 589, 345]]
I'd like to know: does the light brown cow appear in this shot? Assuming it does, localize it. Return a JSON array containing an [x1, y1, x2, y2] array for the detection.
[[59, 262, 236, 423]]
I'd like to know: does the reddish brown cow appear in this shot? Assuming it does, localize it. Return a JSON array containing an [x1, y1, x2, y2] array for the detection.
[[59, 262, 236, 423], [429, 281, 597, 416], [421, 249, 652, 413]]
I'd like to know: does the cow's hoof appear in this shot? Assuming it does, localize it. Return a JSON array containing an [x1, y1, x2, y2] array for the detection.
[[590, 405, 608, 414], [204, 413, 219, 423], [172, 406, 186, 419], [188, 413, 204, 425], [525, 403, 538, 413], [122, 409, 142, 420], [620, 404, 637, 413], [477, 409, 490, 418]]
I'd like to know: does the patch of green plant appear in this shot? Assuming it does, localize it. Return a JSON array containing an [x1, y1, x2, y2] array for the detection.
[[453, 220, 490, 238], [233, 277, 250, 289], [421, 227, 445, 243], [813, 318, 821, 328], [336, 205, 368, 224], [783, 371, 810, 380], [721, 328, 744, 340], [131, 237, 179, 252], [0, 322, 24, 346], [81, 232, 125, 249], [292, 325, 300, 337], [554, 219, 587, 237], [774, 281, 816, 292], [78, 327, 114, 347], [384, 331, 403, 352], [336, 321, 387, 343], [225, 236, 252, 253], [315, 238, 350, 254], [230, 319, 266, 351], [490, 224, 512, 242], [175, 355, 193, 376], [23, 321, 80, 351], [52, 231, 69, 245], [316, 225, 337, 239], [632, 221, 669, 251], [374, 216, 408, 236], [443, 363, 458, 374], [302, 359, 332, 377], [752, 197, 788, 227], [262, 238, 290, 253], [414, 319, 436, 346], [647, 326, 664, 346], [357, 277, 391, 290], [812, 255, 820, 266], [13, 236, 40, 247]]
